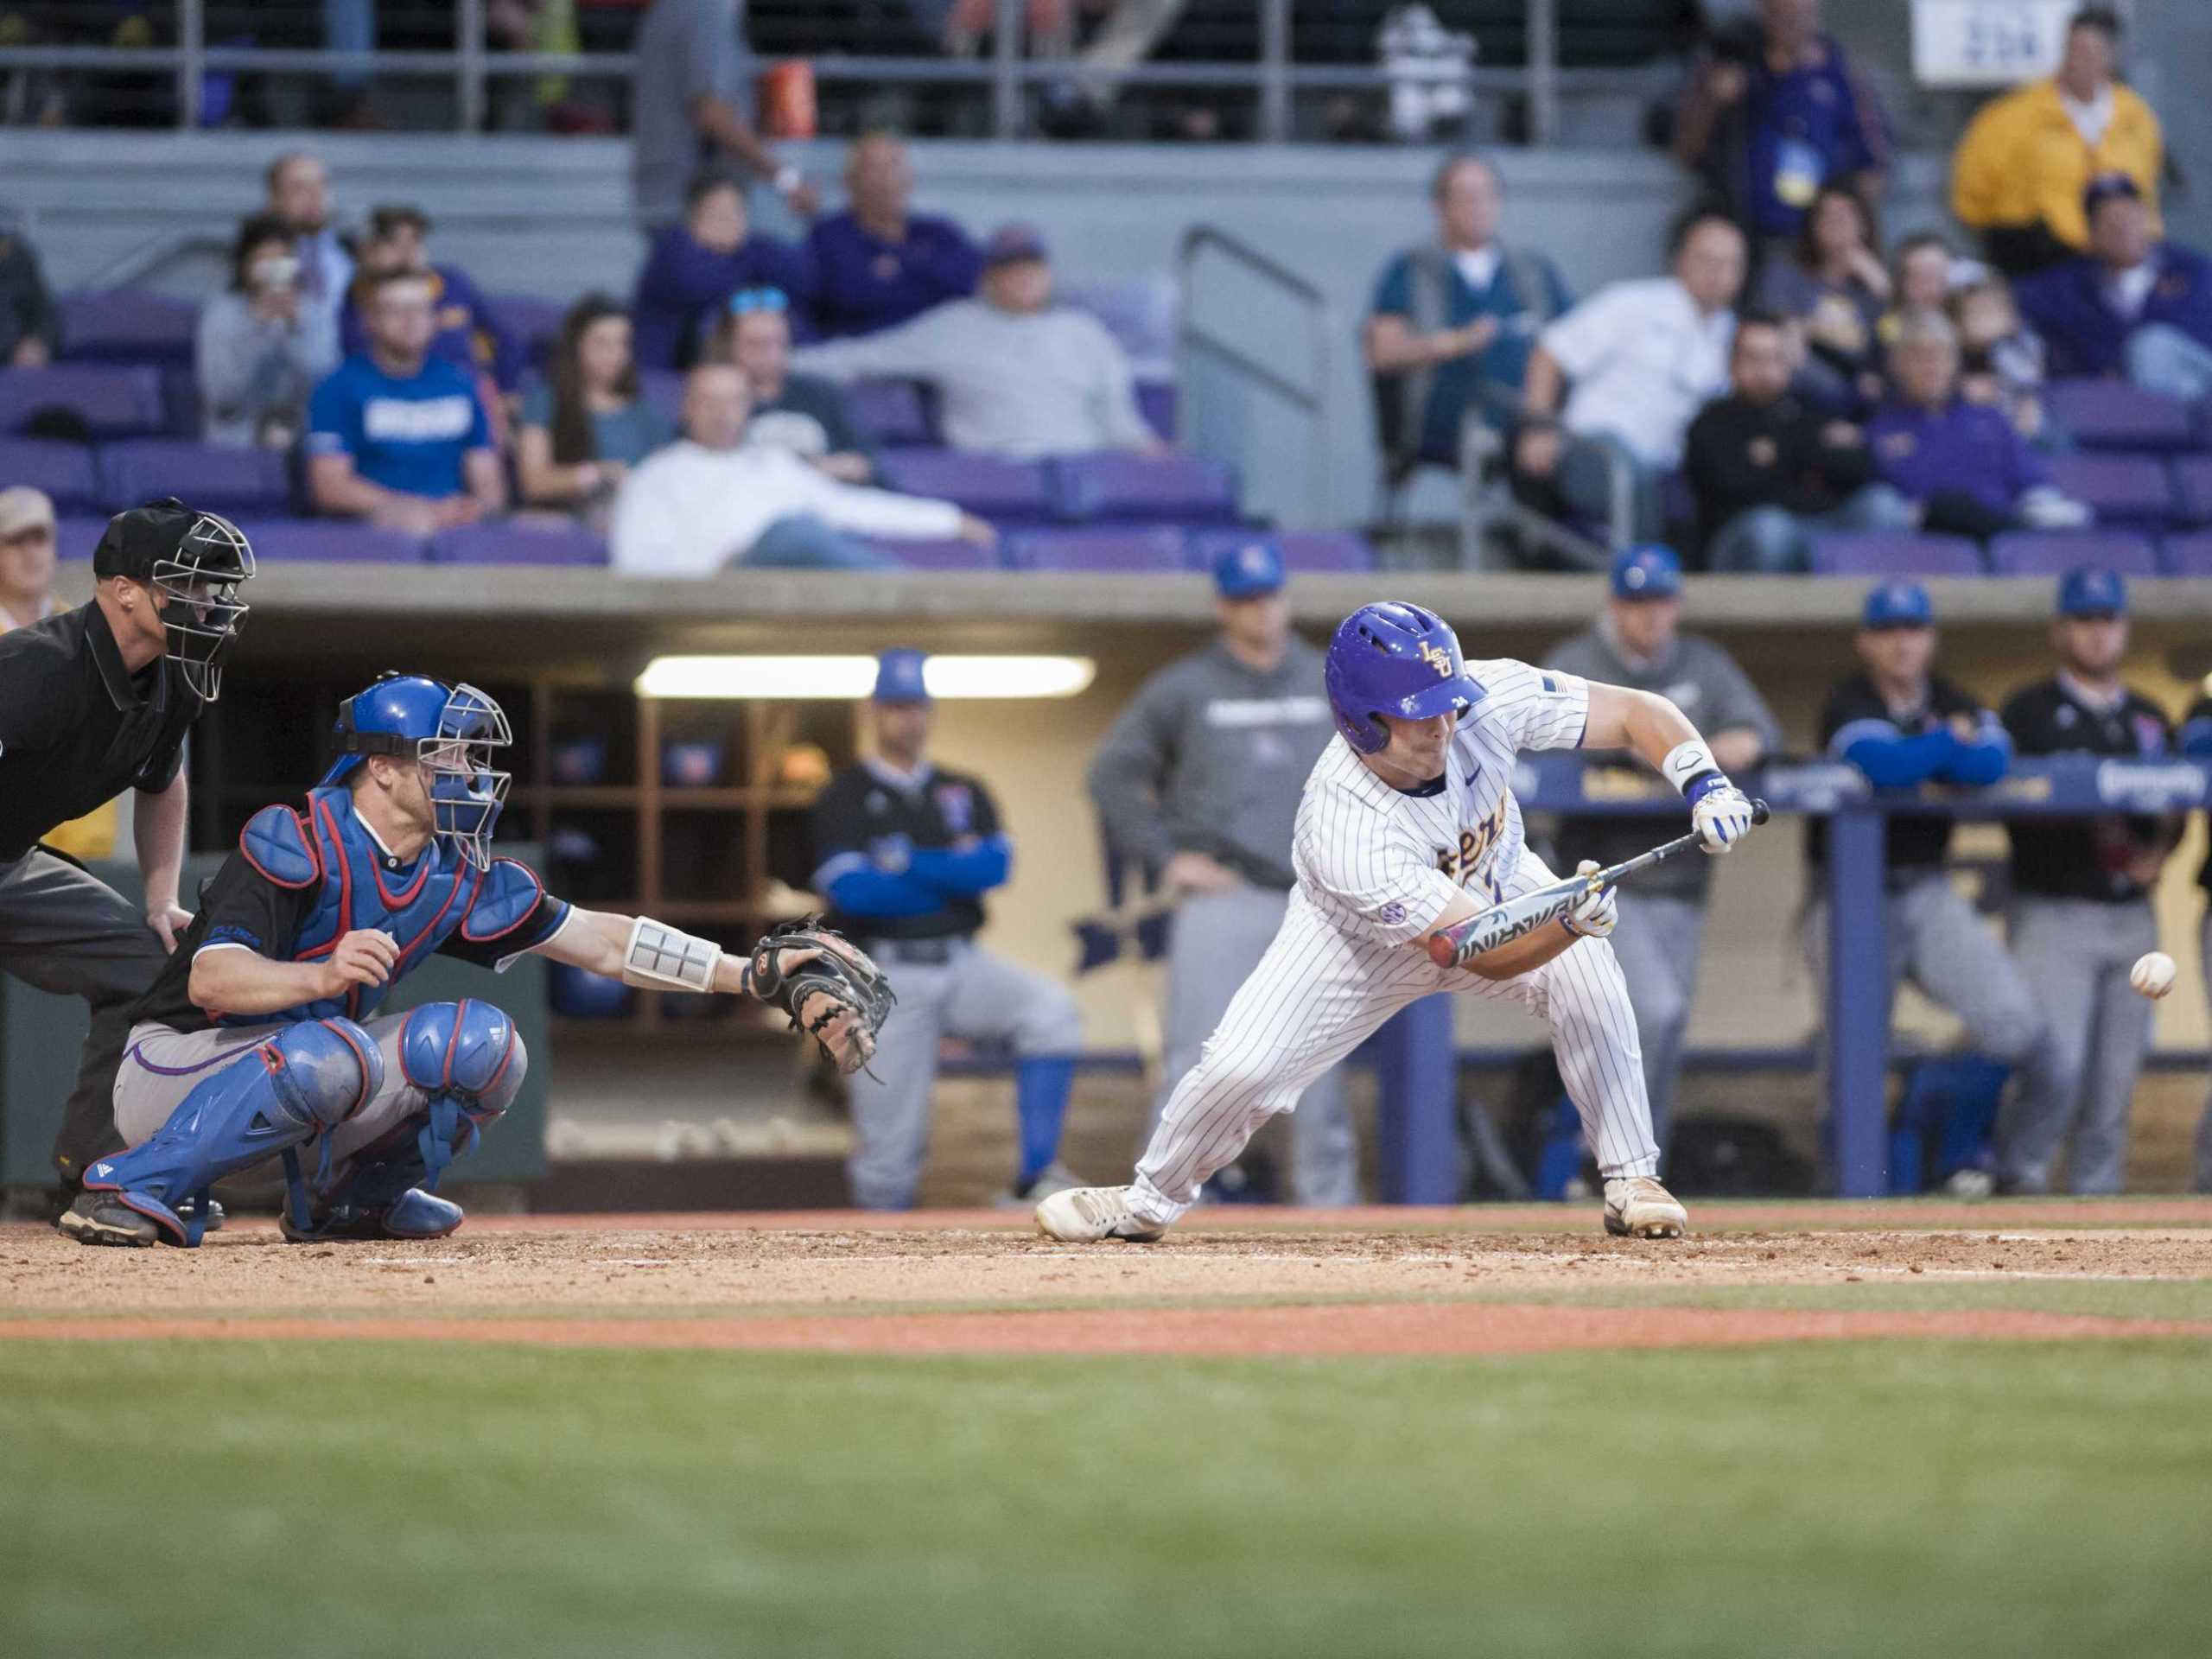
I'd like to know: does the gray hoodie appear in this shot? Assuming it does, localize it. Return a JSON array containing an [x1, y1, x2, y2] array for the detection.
[[1087, 636, 1335, 888]]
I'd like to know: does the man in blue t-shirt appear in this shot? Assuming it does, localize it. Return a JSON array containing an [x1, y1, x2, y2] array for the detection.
[[805, 134, 981, 340], [308, 269, 505, 535], [1363, 154, 1572, 476]]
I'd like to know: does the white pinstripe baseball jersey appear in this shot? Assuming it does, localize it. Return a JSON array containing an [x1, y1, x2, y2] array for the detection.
[[1293, 658, 1591, 945]]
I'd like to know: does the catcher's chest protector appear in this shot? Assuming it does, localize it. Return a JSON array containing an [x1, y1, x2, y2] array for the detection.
[[234, 786, 544, 1025]]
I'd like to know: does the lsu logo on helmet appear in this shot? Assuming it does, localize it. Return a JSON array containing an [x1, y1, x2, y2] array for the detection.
[[1418, 642, 1454, 679]]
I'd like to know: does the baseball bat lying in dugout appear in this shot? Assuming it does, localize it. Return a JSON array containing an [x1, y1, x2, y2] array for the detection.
[[1426, 801, 1770, 970]]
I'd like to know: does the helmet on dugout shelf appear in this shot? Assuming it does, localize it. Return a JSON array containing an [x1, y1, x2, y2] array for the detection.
[[318, 673, 513, 869], [1323, 601, 1484, 754]]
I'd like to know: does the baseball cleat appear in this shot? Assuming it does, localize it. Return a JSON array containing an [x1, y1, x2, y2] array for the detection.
[[1034, 1185, 1167, 1243], [281, 1188, 463, 1243], [1603, 1176, 1688, 1239], [57, 1193, 161, 1248]]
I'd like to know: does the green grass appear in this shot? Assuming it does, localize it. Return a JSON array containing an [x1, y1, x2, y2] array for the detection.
[[3, 1338, 2209, 1658]]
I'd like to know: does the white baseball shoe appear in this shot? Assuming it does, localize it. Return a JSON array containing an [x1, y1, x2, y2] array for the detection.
[[1603, 1176, 1688, 1239], [1034, 1185, 1167, 1243]]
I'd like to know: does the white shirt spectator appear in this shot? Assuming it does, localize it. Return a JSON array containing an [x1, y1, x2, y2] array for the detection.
[[1540, 276, 1736, 469], [609, 441, 962, 575]]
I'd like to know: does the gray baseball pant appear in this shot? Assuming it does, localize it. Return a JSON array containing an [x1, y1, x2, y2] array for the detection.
[[845, 939, 1081, 1209], [1603, 888, 1707, 1162], [0, 849, 170, 1185], [1152, 885, 1357, 1206], [1996, 896, 2158, 1196]]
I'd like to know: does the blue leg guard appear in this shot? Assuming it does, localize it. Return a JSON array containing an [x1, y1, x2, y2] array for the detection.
[[283, 1002, 522, 1243], [81, 1020, 380, 1246]]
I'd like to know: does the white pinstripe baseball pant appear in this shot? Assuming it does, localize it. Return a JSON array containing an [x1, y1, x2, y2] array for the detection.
[[1130, 851, 1661, 1224]]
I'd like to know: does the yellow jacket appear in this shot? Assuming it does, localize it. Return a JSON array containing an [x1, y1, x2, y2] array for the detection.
[[1952, 79, 2162, 250]]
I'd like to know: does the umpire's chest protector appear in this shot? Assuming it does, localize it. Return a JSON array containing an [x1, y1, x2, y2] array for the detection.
[[234, 786, 543, 1024]]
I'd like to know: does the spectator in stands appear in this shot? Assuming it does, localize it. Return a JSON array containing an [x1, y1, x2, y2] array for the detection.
[[709, 289, 875, 483], [1685, 312, 1912, 573], [516, 294, 675, 524], [1363, 153, 1573, 484], [2014, 174, 2212, 402], [1672, 0, 1890, 250], [632, 172, 816, 372], [306, 269, 505, 534], [1952, 7, 2162, 279], [1996, 568, 2177, 1194], [806, 133, 980, 340], [631, 0, 817, 232], [196, 213, 342, 450], [1808, 580, 2048, 1183], [1545, 546, 1779, 1160], [339, 206, 524, 398], [1753, 184, 1888, 410], [0, 209, 59, 368], [1516, 211, 1745, 545], [1874, 232, 1970, 360], [0, 486, 56, 632], [264, 151, 352, 330], [2183, 695, 2212, 1192], [608, 362, 991, 574], [792, 224, 1159, 460], [1951, 277, 2051, 447], [1863, 309, 2086, 540]]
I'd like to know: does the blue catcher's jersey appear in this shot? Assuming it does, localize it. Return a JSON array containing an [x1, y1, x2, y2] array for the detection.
[[133, 785, 571, 1033]]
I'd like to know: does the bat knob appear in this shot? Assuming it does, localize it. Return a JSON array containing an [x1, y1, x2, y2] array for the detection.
[[1750, 798, 1770, 826]]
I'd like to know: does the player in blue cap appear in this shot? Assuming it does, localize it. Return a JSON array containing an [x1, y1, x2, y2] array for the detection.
[[1087, 535, 1357, 1204], [1809, 580, 2050, 1192], [1995, 566, 2178, 1193], [810, 648, 1084, 1209], [67, 673, 888, 1246], [1044, 598, 1764, 1244]]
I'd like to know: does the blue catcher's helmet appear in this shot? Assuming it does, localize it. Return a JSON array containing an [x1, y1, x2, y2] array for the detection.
[[1323, 601, 1485, 755], [318, 674, 513, 869]]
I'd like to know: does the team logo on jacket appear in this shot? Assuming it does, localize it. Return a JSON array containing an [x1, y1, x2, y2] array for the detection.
[[1417, 642, 1454, 678], [934, 782, 975, 834], [2133, 715, 2167, 754]]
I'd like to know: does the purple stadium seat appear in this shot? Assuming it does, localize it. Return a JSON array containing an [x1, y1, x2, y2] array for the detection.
[[486, 294, 566, 371], [1135, 381, 1176, 443], [846, 379, 934, 447], [429, 520, 609, 565], [232, 518, 427, 563], [857, 536, 1002, 570], [2171, 455, 2212, 524], [1187, 527, 1376, 575], [0, 438, 100, 515], [2042, 454, 2174, 527], [98, 440, 291, 516], [876, 448, 1054, 522], [1808, 533, 1986, 577], [59, 289, 199, 366], [1986, 531, 2160, 578], [1052, 451, 1239, 525], [2160, 533, 2212, 576], [0, 365, 168, 441], [54, 515, 111, 560], [1004, 527, 1188, 573], [2043, 379, 2196, 453]]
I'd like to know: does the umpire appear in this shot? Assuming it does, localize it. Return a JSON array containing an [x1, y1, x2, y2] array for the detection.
[[0, 499, 254, 1193], [1086, 537, 1356, 1205], [1544, 545, 1779, 1160]]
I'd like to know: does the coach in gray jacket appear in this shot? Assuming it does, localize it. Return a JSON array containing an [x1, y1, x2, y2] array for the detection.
[[1086, 538, 1355, 1204], [1545, 545, 1779, 1160]]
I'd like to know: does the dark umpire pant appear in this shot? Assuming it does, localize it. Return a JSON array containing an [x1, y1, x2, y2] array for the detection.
[[0, 849, 167, 1185]]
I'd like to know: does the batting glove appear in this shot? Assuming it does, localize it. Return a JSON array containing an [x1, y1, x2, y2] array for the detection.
[[1561, 861, 1618, 938], [1691, 784, 1758, 855]]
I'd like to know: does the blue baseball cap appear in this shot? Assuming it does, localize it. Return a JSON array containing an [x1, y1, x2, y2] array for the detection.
[[1610, 544, 1681, 601], [1211, 536, 1285, 599], [872, 648, 931, 704], [2057, 565, 2128, 618], [982, 222, 1048, 268], [1862, 579, 1934, 629]]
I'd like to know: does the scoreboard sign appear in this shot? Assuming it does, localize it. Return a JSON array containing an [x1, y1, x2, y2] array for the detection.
[[1910, 0, 2095, 87]]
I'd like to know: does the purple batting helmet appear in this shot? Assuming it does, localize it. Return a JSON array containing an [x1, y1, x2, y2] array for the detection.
[[1323, 601, 1484, 754]]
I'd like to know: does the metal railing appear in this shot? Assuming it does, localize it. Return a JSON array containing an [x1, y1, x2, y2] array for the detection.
[[0, 0, 1616, 144]]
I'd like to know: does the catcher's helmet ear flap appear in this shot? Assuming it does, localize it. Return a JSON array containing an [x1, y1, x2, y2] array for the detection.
[[1322, 601, 1484, 754]]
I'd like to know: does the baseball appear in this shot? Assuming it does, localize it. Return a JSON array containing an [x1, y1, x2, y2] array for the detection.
[[2130, 951, 2177, 1001]]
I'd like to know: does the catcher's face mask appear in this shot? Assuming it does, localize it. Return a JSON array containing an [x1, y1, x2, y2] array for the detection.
[[152, 512, 255, 702], [420, 683, 513, 872]]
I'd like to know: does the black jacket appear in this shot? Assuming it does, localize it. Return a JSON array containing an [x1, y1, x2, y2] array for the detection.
[[1684, 391, 1874, 556]]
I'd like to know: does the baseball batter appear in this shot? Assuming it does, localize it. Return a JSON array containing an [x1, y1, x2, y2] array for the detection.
[[1039, 601, 1759, 1243]]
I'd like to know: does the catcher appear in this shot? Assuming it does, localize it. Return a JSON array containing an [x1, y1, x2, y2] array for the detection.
[[61, 673, 891, 1248]]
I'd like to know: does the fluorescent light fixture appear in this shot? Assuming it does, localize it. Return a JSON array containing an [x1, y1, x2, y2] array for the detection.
[[635, 654, 1096, 701]]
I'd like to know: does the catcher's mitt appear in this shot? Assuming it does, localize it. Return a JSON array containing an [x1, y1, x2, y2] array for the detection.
[[743, 918, 895, 1077]]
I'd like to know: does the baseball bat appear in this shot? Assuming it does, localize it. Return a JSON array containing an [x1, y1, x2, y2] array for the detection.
[[1425, 800, 1770, 969]]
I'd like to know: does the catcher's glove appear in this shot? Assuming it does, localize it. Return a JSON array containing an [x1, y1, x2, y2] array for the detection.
[[742, 918, 895, 1077]]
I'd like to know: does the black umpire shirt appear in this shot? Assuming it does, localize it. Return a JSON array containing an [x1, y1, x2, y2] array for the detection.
[[2188, 695, 2212, 896], [1808, 671, 1989, 878], [810, 760, 1001, 945], [0, 600, 198, 863], [2001, 676, 2174, 904]]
